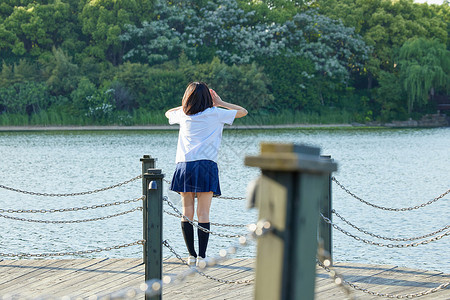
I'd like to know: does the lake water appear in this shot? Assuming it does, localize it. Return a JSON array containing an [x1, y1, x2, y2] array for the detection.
[[0, 127, 449, 273]]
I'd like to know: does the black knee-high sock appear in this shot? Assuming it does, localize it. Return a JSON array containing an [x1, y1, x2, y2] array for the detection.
[[198, 222, 210, 258], [181, 221, 197, 257]]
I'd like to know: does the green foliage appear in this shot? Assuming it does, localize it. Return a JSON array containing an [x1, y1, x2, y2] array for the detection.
[[84, 87, 116, 123], [0, 1, 76, 58], [70, 76, 97, 111], [318, 0, 448, 81], [236, 0, 307, 23], [256, 55, 318, 110], [112, 61, 186, 111], [0, 81, 56, 114], [78, 0, 156, 65], [120, 21, 186, 65], [375, 71, 408, 121], [42, 47, 80, 95], [186, 57, 274, 110], [0, 59, 41, 87], [144, 68, 186, 110], [398, 38, 449, 113], [0, 0, 448, 125]]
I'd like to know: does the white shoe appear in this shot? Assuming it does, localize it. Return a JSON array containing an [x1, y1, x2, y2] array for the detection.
[[187, 255, 196, 265], [196, 256, 206, 268]]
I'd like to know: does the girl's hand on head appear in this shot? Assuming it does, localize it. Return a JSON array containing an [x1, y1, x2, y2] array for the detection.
[[210, 89, 222, 107]]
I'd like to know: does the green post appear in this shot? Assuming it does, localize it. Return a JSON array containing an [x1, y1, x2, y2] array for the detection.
[[319, 155, 333, 263], [143, 167, 164, 300], [141, 155, 156, 263], [245, 143, 337, 300]]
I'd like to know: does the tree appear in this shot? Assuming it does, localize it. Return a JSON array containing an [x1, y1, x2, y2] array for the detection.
[[119, 0, 198, 65], [282, 10, 370, 105], [1, 1, 75, 58], [236, 0, 308, 23], [398, 38, 449, 113], [78, 0, 156, 65], [317, 0, 448, 89], [42, 47, 80, 95]]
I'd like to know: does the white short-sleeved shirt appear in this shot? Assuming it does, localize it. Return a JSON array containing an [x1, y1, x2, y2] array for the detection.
[[168, 107, 237, 163]]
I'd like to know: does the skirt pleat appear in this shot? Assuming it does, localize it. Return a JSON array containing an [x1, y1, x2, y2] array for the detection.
[[170, 160, 221, 196]]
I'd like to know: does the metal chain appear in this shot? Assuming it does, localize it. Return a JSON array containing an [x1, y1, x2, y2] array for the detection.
[[164, 178, 245, 200], [316, 259, 355, 299], [163, 196, 245, 238], [163, 240, 254, 284], [0, 240, 144, 258], [163, 209, 248, 228], [0, 175, 142, 197], [332, 209, 450, 242], [96, 231, 260, 300], [0, 196, 144, 214], [332, 177, 449, 211], [321, 214, 450, 248], [318, 261, 450, 298], [0, 207, 142, 224]]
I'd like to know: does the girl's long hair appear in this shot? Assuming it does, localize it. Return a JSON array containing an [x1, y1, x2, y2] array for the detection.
[[182, 82, 213, 115]]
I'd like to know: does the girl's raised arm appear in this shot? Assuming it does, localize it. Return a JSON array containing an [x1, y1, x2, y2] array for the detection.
[[210, 90, 248, 118], [165, 106, 183, 119]]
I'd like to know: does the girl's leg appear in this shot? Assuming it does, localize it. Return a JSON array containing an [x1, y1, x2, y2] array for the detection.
[[180, 192, 197, 257], [197, 192, 213, 258]]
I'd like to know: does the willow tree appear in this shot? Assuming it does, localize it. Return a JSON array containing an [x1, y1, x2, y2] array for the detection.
[[398, 38, 449, 114]]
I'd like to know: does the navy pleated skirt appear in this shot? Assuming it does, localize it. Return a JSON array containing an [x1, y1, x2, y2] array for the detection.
[[170, 160, 221, 196]]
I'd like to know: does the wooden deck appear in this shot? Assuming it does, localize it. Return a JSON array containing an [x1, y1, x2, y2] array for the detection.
[[0, 258, 448, 299]]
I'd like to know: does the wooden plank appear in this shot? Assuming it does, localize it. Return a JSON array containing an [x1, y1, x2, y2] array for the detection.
[[315, 262, 398, 295], [37, 258, 133, 297], [315, 263, 450, 300], [0, 259, 109, 297], [0, 259, 448, 300], [76, 259, 143, 297], [351, 266, 449, 299], [0, 259, 68, 287]]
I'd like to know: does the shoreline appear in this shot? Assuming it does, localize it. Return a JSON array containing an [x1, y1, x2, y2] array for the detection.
[[0, 122, 448, 132], [0, 124, 358, 131]]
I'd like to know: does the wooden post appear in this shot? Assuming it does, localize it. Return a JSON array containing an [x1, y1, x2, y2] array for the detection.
[[141, 155, 156, 263], [245, 143, 337, 300], [319, 155, 333, 263], [143, 166, 164, 300]]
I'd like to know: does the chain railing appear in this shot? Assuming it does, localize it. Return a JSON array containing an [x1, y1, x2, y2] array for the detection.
[[0, 207, 142, 224], [332, 209, 450, 242], [89, 222, 269, 300], [332, 177, 449, 211], [321, 213, 450, 248], [163, 208, 248, 228], [164, 196, 245, 238], [0, 175, 142, 197], [164, 240, 254, 284], [0, 240, 144, 258], [0, 196, 144, 214], [1, 167, 448, 298]]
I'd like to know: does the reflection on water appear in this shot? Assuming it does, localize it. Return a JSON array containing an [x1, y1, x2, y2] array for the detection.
[[0, 127, 449, 273]]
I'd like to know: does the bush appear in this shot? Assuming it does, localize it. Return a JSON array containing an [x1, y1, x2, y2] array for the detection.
[[143, 68, 186, 110], [0, 82, 55, 114], [188, 57, 274, 110], [256, 55, 317, 111]]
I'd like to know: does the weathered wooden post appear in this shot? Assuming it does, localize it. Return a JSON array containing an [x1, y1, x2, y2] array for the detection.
[[141, 155, 156, 263], [319, 155, 333, 263], [141, 156, 164, 300], [245, 143, 337, 300]]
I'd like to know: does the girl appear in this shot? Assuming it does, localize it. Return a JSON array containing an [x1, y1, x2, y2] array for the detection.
[[165, 82, 247, 266]]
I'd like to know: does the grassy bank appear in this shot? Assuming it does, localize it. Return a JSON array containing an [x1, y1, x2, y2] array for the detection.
[[0, 108, 358, 127]]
